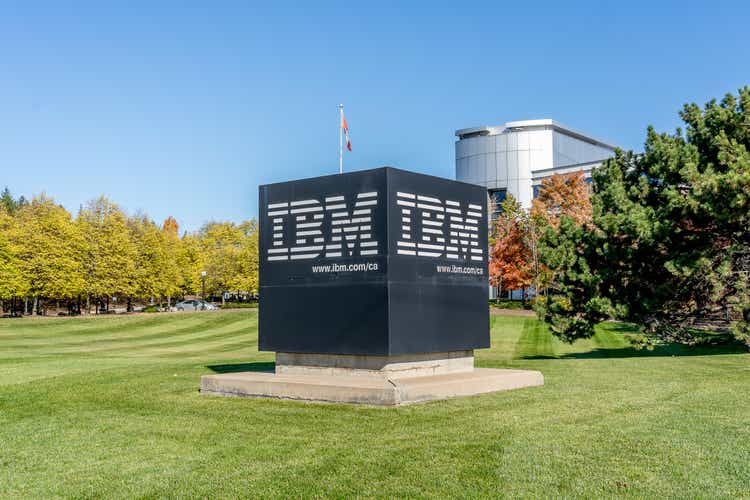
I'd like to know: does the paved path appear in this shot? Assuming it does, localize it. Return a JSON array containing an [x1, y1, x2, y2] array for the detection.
[[489, 307, 536, 317]]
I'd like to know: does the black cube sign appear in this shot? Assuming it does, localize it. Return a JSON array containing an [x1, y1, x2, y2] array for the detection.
[[259, 167, 489, 355]]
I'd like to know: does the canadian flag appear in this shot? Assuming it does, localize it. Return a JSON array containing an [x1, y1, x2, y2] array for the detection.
[[341, 112, 352, 151]]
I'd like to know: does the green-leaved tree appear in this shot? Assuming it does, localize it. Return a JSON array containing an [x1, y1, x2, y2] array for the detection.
[[540, 87, 750, 348]]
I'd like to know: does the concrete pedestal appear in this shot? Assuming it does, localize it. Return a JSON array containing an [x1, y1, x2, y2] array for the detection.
[[200, 351, 543, 406]]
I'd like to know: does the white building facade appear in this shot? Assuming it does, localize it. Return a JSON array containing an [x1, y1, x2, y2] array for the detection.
[[455, 119, 617, 299], [455, 119, 616, 215]]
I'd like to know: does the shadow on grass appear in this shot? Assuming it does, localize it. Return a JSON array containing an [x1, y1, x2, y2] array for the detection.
[[206, 362, 275, 373], [559, 342, 747, 359], [518, 322, 748, 360]]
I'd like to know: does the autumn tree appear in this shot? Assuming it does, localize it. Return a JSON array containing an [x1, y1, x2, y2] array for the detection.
[[489, 195, 534, 302], [126, 214, 173, 309], [160, 216, 182, 307], [199, 222, 243, 304], [236, 220, 260, 296], [531, 172, 593, 296], [15, 195, 85, 315], [176, 233, 204, 297], [531, 172, 592, 228], [197, 220, 261, 304], [0, 206, 27, 311], [77, 197, 137, 313], [0, 189, 260, 313], [162, 216, 179, 234]]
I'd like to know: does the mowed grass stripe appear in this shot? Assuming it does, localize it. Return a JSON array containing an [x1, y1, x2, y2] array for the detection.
[[514, 318, 557, 359], [593, 322, 632, 350], [92, 323, 257, 357], [1, 309, 749, 497], [0, 357, 157, 386], [2, 321, 254, 360], [158, 338, 263, 359], [1, 312, 255, 351], [0, 313, 191, 338], [476, 315, 527, 365], [0, 313, 223, 345]]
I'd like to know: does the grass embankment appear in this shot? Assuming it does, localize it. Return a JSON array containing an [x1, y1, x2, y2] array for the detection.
[[1, 311, 748, 497]]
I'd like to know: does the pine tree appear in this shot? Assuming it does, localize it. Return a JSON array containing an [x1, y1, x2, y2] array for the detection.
[[1, 188, 18, 214], [530, 172, 593, 298], [540, 87, 750, 347]]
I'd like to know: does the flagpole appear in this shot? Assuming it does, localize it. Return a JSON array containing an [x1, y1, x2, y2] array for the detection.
[[338, 104, 343, 174]]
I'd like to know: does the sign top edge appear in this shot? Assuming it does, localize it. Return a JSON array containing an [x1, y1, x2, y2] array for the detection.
[[258, 166, 485, 191]]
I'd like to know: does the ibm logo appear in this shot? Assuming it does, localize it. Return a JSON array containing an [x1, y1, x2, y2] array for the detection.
[[266, 192, 379, 261], [395, 192, 483, 262], [265, 190, 484, 262]]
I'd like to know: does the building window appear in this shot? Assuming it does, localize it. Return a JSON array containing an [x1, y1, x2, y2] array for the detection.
[[488, 189, 507, 219]]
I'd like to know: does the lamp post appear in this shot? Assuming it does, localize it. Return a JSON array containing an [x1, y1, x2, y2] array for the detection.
[[201, 271, 207, 306]]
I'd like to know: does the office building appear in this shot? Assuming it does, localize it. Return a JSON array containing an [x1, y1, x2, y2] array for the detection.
[[455, 119, 616, 216]]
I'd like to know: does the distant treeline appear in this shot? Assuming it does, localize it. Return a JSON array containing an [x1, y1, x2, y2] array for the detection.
[[0, 189, 258, 315]]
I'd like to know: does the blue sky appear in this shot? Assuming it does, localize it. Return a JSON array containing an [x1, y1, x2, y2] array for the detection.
[[1, 1, 748, 231]]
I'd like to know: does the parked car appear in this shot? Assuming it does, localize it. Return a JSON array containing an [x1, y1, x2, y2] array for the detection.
[[174, 300, 217, 311]]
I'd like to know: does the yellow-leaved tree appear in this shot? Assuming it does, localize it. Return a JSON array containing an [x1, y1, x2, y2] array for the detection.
[[198, 220, 259, 304], [129, 213, 183, 310], [15, 195, 85, 315], [237, 220, 260, 297], [77, 197, 137, 313], [177, 233, 204, 297], [0, 207, 27, 309], [199, 222, 242, 304]]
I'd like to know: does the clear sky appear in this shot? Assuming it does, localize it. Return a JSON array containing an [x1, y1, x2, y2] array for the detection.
[[1, 1, 748, 231]]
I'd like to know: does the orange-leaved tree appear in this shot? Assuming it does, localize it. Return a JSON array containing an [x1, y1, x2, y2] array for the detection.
[[489, 195, 534, 302], [530, 171, 592, 228], [530, 171, 593, 297]]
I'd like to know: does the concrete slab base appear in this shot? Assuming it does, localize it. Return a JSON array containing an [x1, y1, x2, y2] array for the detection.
[[200, 367, 544, 406]]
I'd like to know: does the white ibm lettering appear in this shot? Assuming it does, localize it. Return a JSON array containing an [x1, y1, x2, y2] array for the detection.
[[267, 191, 483, 262], [396, 191, 483, 262], [267, 192, 378, 261]]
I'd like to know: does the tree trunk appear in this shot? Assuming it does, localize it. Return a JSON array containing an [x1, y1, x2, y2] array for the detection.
[[167, 295, 171, 311], [32, 296, 38, 316], [221, 293, 225, 307]]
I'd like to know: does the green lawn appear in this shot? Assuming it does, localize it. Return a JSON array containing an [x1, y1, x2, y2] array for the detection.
[[1, 311, 748, 498]]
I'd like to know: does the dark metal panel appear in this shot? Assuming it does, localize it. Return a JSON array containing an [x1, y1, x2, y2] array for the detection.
[[385, 168, 490, 354], [258, 166, 489, 356], [258, 168, 388, 354], [259, 284, 389, 355]]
